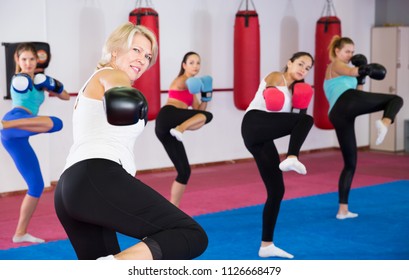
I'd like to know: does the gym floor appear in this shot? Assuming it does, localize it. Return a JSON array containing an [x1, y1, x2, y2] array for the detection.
[[1, 148, 408, 250]]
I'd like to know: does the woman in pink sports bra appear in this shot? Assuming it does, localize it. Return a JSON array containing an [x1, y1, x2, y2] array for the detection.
[[155, 51, 213, 207]]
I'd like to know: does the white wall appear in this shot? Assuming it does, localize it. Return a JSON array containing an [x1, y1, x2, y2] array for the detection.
[[0, 0, 376, 193]]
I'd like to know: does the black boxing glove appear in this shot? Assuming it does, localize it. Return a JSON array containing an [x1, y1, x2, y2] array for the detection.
[[358, 63, 387, 81], [103, 87, 148, 126], [351, 54, 368, 85], [351, 54, 368, 67]]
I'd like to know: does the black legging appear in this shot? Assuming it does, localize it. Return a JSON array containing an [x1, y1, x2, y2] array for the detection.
[[241, 110, 313, 241], [329, 89, 403, 204], [54, 159, 208, 260], [155, 105, 213, 184]]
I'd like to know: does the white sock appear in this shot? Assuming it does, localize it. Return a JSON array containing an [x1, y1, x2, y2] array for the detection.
[[97, 254, 117, 260], [375, 120, 388, 145], [12, 233, 45, 243], [336, 211, 358, 220], [279, 157, 307, 175], [170, 128, 183, 142], [258, 244, 294, 259]]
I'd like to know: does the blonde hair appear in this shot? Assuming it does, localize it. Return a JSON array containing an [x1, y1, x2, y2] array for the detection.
[[328, 35, 354, 60], [97, 22, 158, 69], [14, 43, 38, 74]]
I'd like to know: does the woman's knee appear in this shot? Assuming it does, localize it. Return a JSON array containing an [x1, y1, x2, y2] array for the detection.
[[27, 184, 44, 198], [391, 95, 404, 115], [191, 225, 208, 258], [394, 95, 404, 107], [305, 114, 314, 125], [48, 117, 63, 133], [176, 167, 191, 185], [300, 114, 314, 129], [204, 112, 213, 124]]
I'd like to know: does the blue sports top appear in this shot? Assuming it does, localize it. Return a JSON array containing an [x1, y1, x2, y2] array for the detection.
[[323, 75, 357, 112], [11, 85, 45, 116]]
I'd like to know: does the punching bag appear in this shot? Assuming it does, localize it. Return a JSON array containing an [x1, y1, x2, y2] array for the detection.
[[313, 1, 341, 129], [129, 2, 160, 121], [234, 0, 260, 110]]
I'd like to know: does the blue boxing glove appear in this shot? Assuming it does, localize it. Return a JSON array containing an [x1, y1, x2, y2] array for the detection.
[[186, 77, 203, 94], [11, 73, 33, 93], [200, 75, 213, 102], [33, 73, 64, 94]]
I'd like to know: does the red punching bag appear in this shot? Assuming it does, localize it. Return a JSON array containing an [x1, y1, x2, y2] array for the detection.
[[313, 1, 341, 129], [234, 0, 260, 110], [129, 1, 160, 121]]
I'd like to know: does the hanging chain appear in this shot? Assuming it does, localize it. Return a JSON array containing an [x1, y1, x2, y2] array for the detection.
[[237, 0, 256, 11], [135, 0, 153, 8], [321, 0, 337, 17]]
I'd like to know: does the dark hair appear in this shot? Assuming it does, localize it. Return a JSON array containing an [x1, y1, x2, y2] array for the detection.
[[283, 51, 314, 72], [284, 52, 314, 90], [177, 51, 200, 77], [14, 42, 38, 73], [328, 36, 354, 60]]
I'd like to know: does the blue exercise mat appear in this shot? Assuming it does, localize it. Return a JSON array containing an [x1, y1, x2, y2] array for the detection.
[[1, 180, 408, 260]]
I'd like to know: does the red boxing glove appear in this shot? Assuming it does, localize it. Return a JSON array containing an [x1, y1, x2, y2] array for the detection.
[[263, 87, 285, 111], [292, 83, 313, 109]]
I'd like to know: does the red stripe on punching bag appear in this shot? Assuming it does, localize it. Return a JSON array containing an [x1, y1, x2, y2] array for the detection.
[[234, 10, 260, 110], [313, 16, 341, 129], [129, 7, 161, 121]]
